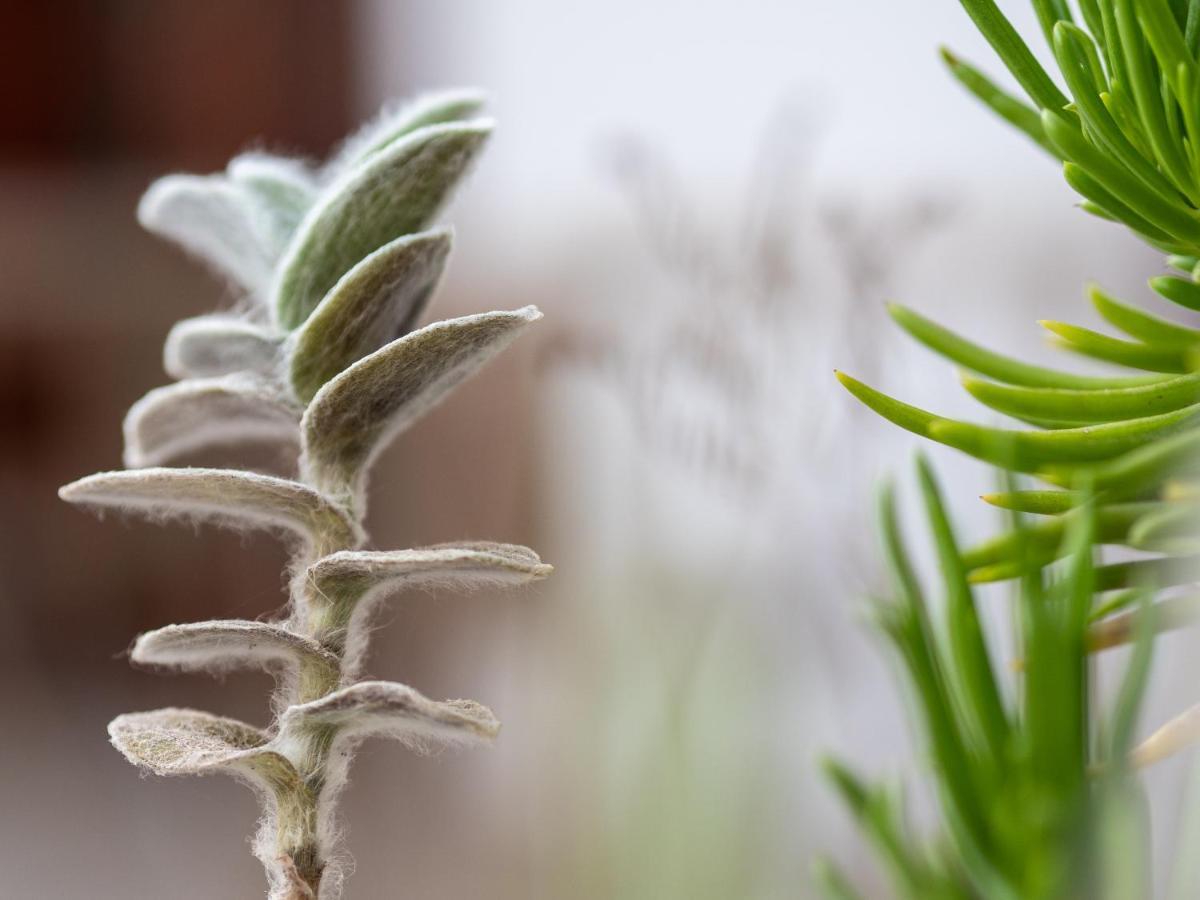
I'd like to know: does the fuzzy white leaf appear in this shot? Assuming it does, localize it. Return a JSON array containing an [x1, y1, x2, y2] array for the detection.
[[139, 175, 280, 295], [109, 708, 296, 782], [227, 153, 319, 255], [123, 375, 300, 468], [59, 468, 362, 558], [164, 315, 282, 380], [324, 89, 486, 179], [279, 681, 499, 752], [133, 619, 339, 682], [273, 121, 492, 330], [288, 228, 451, 403], [299, 542, 551, 666], [300, 306, 542, 505]]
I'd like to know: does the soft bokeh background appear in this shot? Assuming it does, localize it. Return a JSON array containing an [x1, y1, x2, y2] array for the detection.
[[3, 2, 1193, 897]]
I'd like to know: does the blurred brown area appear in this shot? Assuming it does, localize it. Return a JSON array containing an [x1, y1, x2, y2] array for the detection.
[[1, 0, 352, 167], [0, 4, 549, 897]]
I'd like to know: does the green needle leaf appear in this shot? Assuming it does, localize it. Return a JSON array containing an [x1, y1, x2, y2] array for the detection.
[[956, 0, 1071, 110], [887, 303, 1167, 388], [839, 370, 1200, 472], [1040, 319, 1192, 371], [1151, 274, 1200, 309], [916, 456, 1010, 759], [962, 372, 1200, 424], [979, 490, 1081, 513], [1090, 284, 1200, 344], [940, 47, 1059, 155], [1043, 111, 1200, 244]]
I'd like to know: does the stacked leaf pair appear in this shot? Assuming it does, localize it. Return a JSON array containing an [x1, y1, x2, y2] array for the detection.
[[59, 93, 550, 899]]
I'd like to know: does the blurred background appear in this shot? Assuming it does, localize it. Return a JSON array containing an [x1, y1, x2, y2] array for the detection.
[[1, 1, 1189, 897]]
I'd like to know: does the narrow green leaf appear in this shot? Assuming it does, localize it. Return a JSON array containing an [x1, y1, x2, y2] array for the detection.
[[1137, 0, 1196, 97], [1151, 273, 1200, 308], [1064, 162, 1191, 249], [979, 490, 1080, 513], [1112, 0, 1200, 202], [821, 760, 942, 898], [1054, 23, 1184, 205], [839, 371, 1200, 472], [930, 404, 1200, 472], [940, 47, 1058, 155], [1082, 424, 1200, 492], [962, 372, 1200, 424], [887, 303, 1167, 388], [1109, 591, 1155, 761], [916, 456, 1010, 759], [1041, 320, 1191, 371], [956, 0, 1070, 110], [964, 502, 1156, 573], [1167, 253, 1200, 273], [1090, 284, 1200, 344], [1043, 111, 1200, 244]]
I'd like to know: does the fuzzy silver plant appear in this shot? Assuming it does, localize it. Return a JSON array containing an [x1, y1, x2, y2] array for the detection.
[[58, 92, 551, 899]]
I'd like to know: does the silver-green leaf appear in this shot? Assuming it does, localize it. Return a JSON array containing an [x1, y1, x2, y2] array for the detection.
[[299, 306, 541, 506], [109, 708, 294, 781], [272, 121, 492, 329], [298, 542, 551, 662], [279, 680, 499, 752], [59, 468, 362, 559], [132, 619, 339, 684], [288, 228, 452, 403], [122, 375, 300, 468], [164, 315, 282, 380], [139, 175, 280, 296], [323, 89, 486, 178]]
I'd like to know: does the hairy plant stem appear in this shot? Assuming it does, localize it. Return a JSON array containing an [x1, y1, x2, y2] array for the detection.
[[275, 728, 335, 899]]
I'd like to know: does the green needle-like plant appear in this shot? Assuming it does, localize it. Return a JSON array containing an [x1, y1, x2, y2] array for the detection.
[[827, 1, 1200, 896], [821, 464, 1158, 900], [59, 94, 550, 899]]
